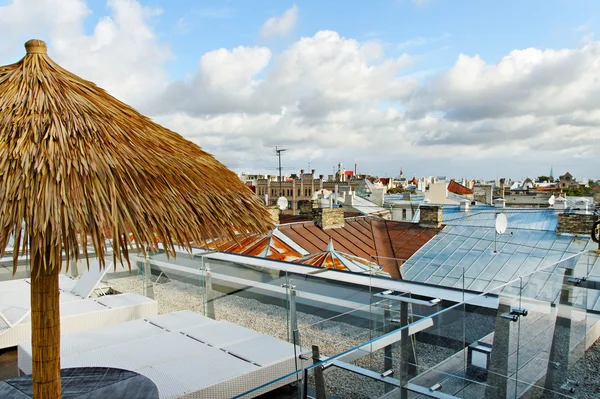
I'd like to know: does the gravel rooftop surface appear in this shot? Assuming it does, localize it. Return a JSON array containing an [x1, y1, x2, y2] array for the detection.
[[108, 275, 600, 399]]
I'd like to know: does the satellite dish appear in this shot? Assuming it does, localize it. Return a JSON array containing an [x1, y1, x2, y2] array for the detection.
[[276, 196, 289, 211], [548, 194, 555, 206], [495, 213, 508, 234]]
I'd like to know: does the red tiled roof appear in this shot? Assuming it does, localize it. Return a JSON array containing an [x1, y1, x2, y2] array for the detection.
[[344, 171, 354, 176], [380, 178, 391, 185], [278, 217, 440, 279], [447, 180, 473, 195]]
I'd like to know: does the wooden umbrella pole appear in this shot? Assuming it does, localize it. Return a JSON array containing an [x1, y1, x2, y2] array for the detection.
[[30, 246, 61, 399]]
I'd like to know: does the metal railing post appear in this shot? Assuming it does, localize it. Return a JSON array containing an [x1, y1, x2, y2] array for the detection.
[[143, 255, 154, 299], [205, 262, 215, 320], [287, 279, 300, 346], [383, 306, 394, 393], [312, 345, 326, 399]]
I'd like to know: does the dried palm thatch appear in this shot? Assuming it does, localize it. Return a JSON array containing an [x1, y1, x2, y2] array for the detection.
[[0, 39, 273, 398]]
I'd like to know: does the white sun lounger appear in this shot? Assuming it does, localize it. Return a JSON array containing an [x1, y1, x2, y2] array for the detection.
[[0, 268, 157, 349], [18, 311, 308, 398]]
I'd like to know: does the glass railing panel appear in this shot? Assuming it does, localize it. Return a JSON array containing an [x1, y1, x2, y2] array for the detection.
[[295, 302, 379, 363], [444, 275, 524, 399], [136, 252, 308, 396], [515, 253, 590, 398], [102, 251, 147, 297], [299, 351, 396, 399], [198, 257, 292, 338], [233, 368, 304, 399]]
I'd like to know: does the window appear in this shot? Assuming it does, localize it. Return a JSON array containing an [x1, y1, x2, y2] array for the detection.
[[298, 188, 301, 196], [402, 209, 407, 219]]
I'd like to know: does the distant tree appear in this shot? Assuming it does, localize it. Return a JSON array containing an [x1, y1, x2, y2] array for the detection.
[[537, 175, 552, 183], [558, 186, 593, 197]]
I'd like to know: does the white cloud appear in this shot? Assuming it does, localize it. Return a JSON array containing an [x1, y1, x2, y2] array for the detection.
[[0, 0, 89, 58], [260, 4, 298, 38], [1, 0, 599, 178], [145, 28, 600, 178], [0, 0, 170, 106], [408, 44, 600, 123], [151, 31, 415, 117]]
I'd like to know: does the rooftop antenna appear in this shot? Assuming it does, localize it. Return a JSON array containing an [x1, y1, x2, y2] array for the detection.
[[265, 146, 294, 200], [275, 146, 287, 198]]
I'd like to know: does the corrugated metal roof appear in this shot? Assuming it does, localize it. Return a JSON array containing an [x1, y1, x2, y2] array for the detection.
[[279, 217, 440, 278], [199, 216, 441, 278], [401, 225, 600, 310], [205, 229, 305, 262], [442, 206, 559, 231], [293, 240, 388, 276]]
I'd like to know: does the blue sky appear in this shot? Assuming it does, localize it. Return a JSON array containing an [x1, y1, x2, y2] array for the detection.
[[1, 0, 600, 179], [79, 0, 598, 80]]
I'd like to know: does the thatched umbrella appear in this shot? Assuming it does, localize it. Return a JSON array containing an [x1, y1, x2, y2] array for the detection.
[[0, 39, 273, 398]]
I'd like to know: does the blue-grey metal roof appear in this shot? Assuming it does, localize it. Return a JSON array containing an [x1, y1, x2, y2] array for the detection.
[[401, 225, 600, 311], [442, 206, 559, 231]]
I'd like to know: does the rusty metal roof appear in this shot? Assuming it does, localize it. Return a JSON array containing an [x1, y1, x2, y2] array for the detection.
[[206, 229, 305, 262], [293, 240, 388, 275], [278, 214, 312, 224], [201, 216, 440, 278], [278, 217, 441, 278], [447, 180, 473, 195]]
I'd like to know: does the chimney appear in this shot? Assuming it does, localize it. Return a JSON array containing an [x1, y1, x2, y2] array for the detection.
[[298, 200, 313, 216], [347, 190, 354, 205], [473, 185, 493, 205], [300, 169, 305, 175], [554, 196, 568, 210], [267, 206, 280, 225], [575, 199, 590, 212], [460, 199, 470, 212], [494, 198, 506, 209], [419, 204, 442, 228], [314, 208, 345, 229], [499, 178, 506, 199], [557, 213, 598, 235]]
